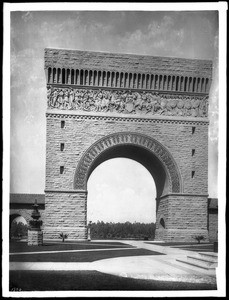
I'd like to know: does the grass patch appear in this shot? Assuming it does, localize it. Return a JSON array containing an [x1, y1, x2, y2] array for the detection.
[[9, 270, 217, 291], [178, 246, 215, 252], [10, 241, 132, 253], [146, 242, 213, 246], [145, 242, 215, 252], [10, 248, 164, 262]]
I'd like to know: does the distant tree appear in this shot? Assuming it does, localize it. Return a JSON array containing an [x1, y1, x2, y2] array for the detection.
[[11, 221, 28, 238], [90, 221, 156, 240]]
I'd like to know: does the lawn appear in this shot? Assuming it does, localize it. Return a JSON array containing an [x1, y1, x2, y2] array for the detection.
[[10, 240, 164, 262], [146, 242, 213, 246], [174, 245, 216, 252], [9, 270, 217, 291], [10, 248, 164, 262], [146, 242, 216, 252], [10, 240, 132, 253], [9, 240, 217, 292]]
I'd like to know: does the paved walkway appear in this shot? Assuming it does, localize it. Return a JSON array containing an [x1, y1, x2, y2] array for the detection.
[[10, 240, 217, 284]]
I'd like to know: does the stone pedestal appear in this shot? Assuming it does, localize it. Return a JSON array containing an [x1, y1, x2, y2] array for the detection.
[[27, 200, 43, 246], [28, 230, 43, 246]]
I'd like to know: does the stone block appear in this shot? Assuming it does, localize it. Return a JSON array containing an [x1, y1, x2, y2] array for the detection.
[[28, 230, 43, 246]]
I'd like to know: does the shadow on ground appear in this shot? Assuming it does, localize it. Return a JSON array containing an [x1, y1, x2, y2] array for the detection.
[[9, 270, 217, 291]]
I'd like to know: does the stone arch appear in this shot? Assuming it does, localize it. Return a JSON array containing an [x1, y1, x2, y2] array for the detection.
[[10, 213, 29, 235], [74, 132, 183, 197], [10, 213, 29, 239], [10, 212, 30, 225]]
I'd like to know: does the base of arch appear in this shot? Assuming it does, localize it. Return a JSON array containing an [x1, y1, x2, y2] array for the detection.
[[43, 226, 87, 240], [155, 194, 209, 242], [43, 191, 88, 240], [155, 228, 209, 242]]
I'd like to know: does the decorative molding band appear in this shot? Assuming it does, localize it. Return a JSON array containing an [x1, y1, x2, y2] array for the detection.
[[46, 86, 209, 118], [157, 193, 209, 200], [46, 110, 209, 125], [43, 226, 86, 230], [74, 132, 182, 194], [45, 189, 88, 194], [47, 83, 209, 97], [44, 190, 208, 198], [10, 203, 45, 207]]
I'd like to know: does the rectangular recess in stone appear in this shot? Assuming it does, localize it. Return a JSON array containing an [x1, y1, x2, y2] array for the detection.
[[192, 149, 195, 156], [60, 166, 64, 174], [192, 126, 196, 134], [60, 143, 65, 151], [61, 120, 65, 128], [192, 170, 195, 178]]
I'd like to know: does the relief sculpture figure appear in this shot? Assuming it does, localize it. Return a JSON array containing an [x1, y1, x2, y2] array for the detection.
[[68, 89, 75, 109], [46, 86, 208, 118]]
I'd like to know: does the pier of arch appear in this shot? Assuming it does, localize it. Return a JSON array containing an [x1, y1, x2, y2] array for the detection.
[[44, 48, 212, 241]]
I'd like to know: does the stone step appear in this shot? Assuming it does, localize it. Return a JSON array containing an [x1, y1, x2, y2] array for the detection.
[[197, 252, 218, 262], [176, 258, 214, 270], [187, 255, 217, 268]]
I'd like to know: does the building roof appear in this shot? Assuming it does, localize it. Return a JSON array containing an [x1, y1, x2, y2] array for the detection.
[[208, 198, 218, 209], [10, 194, 45, 205]]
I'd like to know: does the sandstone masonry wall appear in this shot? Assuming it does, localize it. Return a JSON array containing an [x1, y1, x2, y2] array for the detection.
[[208, 211, 218, 241], [155, 195, 208, 242], [45, 113, 208, 195], [45, 48, 212, 78], [44, 48, 211, 241]]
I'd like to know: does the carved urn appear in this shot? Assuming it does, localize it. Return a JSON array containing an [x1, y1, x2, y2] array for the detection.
[[29, 200, 43, 230]]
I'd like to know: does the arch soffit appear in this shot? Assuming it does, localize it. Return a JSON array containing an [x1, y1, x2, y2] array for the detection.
[[74, 132, 182, 194]]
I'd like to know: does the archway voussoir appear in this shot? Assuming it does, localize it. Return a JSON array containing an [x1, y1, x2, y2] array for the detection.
[[74, 132, 182, 195]]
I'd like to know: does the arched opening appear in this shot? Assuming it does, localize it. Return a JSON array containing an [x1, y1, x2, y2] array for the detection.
[[71, 69, 75, 84], [124, 72, 128, 88], [80, 70, 84, 85], [73, 132, 182, 240], [116, 72, 120, 87], [48, 67, 52, 83], [98, 71, 102, 86], [89, 70, 93, 85], [62, 68, 65, 84], [75, 69, 79, 85], [10, 214, 28, 240], [74, 132, 182, 196], [120, 72, 124, 88], [129, 73, 133, 88], [57, 68, 61, 83], [137, 73, 141, 89], [53, 68, 57, 83], [78, 144, 170, 198], [66, 69, 70, 84], [85, 70, 89, 85], [159, 217, 165, 229], [107, 71, 111, 87], [87, 158, 156, 225]]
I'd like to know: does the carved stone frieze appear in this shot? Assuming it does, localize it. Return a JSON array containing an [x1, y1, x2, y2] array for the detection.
[[47, 86, 208, 118], [74, 132, 181, 193]]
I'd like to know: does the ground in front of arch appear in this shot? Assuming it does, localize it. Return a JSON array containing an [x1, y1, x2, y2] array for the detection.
[[9, 238, 218, 292]]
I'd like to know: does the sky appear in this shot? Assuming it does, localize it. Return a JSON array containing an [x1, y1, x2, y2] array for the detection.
[[8, 6, 221, 223]]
